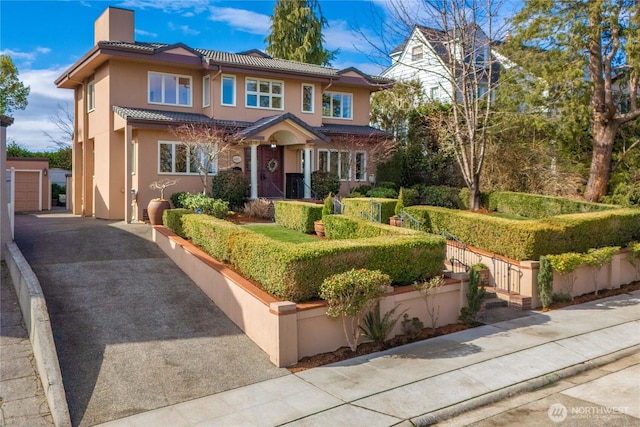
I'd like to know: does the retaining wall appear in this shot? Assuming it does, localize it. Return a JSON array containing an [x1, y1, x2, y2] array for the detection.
[[153, 226, 468, 367], [3, 242, 71, 427]]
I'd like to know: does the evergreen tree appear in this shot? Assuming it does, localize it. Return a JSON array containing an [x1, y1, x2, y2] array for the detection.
[[0, 55, 30, 115], [265, 0, 337, 65]]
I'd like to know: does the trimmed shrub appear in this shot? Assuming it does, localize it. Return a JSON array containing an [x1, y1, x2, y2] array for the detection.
[[274, 201, 322, 233], [311, 171, 340, 199], [211, 169, 249, 210], [367, 187, 398, 198], [404, 205, 640, 261], [487, 191, 619, 219], [324, 215, 420, 240], [162, 208, 192, 238], [230, 233, 446, 302], [458, 188, 491, 210], [395, 188, 405, 216], [342, 198, 398, 224], [181, 214, 253, 262], [181, 193, 229, 218], [414, 185, 463, 208]]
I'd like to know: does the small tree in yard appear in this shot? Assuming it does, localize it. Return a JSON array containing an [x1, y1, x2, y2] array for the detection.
[[414, 275, 445, 331], [320, 269, 390, 352], [584, 247, 620, 295], [171, 123, 246, 195], [459, 265, 486, 326]]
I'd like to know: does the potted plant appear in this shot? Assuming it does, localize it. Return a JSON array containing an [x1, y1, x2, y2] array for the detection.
[[147, 178, 178, 226], [314, 192, 333, 237], [390, 187, 404, 226]]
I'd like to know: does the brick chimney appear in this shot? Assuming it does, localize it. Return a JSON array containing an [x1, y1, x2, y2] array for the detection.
[[94, 7, 134, 45]]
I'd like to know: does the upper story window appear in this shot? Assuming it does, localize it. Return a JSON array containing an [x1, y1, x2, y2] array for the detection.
[[302, 83, 314, 113], [430, 86, 440, 100], [203, 75, 211, 107], [158, 141, 217, 175], [148, 72, 192, 107], [87, 80, 95, 112], [246, 78, 283, 110], [411, 45, 423, 61], [221, 75, 235, 106], [322, 91, 352, 119]]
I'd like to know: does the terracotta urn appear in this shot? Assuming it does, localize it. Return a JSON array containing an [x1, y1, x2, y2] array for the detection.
[[389, 216, 402, 227], [314, 220, 325, 237], [147, 199, 170, 226]]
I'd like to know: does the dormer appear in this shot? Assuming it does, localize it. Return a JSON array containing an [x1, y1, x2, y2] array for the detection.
[[94, 7, 134, 44]]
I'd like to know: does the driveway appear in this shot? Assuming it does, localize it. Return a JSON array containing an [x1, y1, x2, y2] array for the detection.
[[14, 212, 288, 426]]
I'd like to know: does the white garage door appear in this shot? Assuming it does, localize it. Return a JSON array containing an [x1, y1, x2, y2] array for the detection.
[[14, 171, 40, 211]]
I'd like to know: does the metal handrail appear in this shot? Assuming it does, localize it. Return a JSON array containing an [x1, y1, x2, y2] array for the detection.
[[400, 210, 421, 231], [293, 176, 317, 199], [332, 198, 344, 214]]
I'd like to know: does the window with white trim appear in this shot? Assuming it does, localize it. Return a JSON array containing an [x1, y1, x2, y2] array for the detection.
[[148, 72, 192, 106], [355, 152, 366, 181], [301, 83, 314, 113], [430, 86, 440, 100], [412, 45, 423, 61], [246, 78, 283, 109], [202, 75, 210, 107], [87, 80, 95, 112], [221, 75, 235, 106], [158, 141, 217, 175], [318, 149, 352, 180], [322, 91, 352, 119]]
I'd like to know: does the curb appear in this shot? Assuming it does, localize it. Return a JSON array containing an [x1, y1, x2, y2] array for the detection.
[[4, 242, 72, 427], [412, 344, 640, 426]]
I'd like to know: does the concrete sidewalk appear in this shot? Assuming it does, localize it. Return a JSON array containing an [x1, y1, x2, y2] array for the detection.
[[99, 290, 640, 426]]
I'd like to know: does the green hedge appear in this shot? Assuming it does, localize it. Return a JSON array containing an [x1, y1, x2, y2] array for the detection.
[[404, 205, 640, 261], [164, 211, 445, 302], [163, 209, 192, 238], [324, 214, 421, 240], [342, 198, 397, 223], [231, 233, 445, 302], [487, 191, 619, 219], [181, 214, 254, 262], [274, 201, 322, 233]]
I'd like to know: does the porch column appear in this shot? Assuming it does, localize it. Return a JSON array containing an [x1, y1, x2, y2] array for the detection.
[[304, 147, 312, 199], [250, 143, 258, 199], [124, 124, 133, 223]]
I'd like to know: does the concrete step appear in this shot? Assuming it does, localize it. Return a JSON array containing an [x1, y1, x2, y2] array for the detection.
[[483, 297, 509, 309]]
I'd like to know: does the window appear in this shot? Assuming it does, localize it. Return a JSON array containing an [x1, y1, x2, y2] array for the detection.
[[318, 149, 353, 181], [430, 86, 440, 100], [148, 72, 192, 106], [411, 45, 423, 61], [221, 75, 235, 106], [202, 75, 210, 107], [301, 84, 314, 113], [158, 141, 217, 175], [322, 91, 352, 119], [355, 152, 366, 181], [87, 81, 95, 112], [246, 78, 283, 110]]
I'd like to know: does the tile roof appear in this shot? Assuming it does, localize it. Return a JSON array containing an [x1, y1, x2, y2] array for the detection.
[[99, 41, 391, 83], [236, 112, 329, 142], [112, 106, 389, 140], [315, 123, 390, 137]]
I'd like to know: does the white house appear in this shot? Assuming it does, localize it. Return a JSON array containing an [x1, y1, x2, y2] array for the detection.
[[382, 24, 501, 104]]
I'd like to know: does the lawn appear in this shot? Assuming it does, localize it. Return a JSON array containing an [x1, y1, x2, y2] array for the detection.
[[244, 224, 318, 243]]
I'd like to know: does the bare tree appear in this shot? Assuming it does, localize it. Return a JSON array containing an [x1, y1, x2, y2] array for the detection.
[[366, 0, 506, 210], [329, 132, 397, 193], [44, 103, 73, 148], [171, 123, 246, 195]]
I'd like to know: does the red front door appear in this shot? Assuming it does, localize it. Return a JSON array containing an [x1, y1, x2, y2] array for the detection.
[[258, 145, 283, 197]]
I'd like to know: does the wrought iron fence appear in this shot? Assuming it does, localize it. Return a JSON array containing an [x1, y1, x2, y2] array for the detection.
[[361, 200, 382, 223], [400, 210, 421, 231]]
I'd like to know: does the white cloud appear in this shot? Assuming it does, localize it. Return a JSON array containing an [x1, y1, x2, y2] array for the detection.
[[168, 22, 201, 36], [118, 0, 210, 15], [324, 19, 371, 53], [1, 47, 52, 68], [6, 66, 74, 151], [208, 6, 271, 35], [36, 47, 51, 54], [135, 29, 159, 38]]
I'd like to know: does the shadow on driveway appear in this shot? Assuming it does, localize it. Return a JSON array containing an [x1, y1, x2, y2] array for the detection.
[[14, 212, 288, 426]]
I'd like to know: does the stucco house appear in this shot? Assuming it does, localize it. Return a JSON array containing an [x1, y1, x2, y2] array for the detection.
[[55, 7, 392, 222], [382, 24, 500, 103]]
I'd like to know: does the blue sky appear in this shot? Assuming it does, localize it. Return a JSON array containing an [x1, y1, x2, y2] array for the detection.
[[1, 0, 521, 151]]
